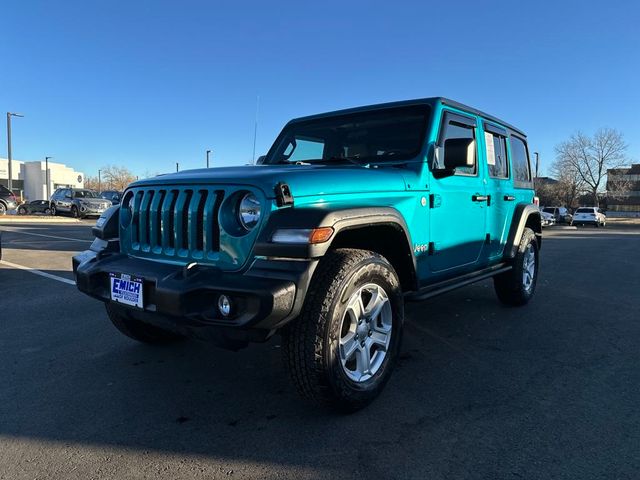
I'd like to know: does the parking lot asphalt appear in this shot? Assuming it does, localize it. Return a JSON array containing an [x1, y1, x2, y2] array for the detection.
[[1, 222, 639, 480]]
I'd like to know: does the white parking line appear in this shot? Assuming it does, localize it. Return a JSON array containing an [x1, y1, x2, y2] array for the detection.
[[0, 228, 93, 243], [0, 259, 76, 285]]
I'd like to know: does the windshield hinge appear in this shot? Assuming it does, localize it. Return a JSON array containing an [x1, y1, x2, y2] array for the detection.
[[275, 182, 294, 207]]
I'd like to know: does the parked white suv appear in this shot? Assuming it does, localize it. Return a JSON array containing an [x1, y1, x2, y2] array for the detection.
[[572, 207, 606, 227]]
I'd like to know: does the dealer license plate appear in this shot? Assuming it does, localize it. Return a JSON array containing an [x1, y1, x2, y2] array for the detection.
[[110, 273, 144, 309]]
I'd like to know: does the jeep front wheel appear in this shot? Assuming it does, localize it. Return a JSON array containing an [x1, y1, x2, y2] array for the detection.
[[494, 227, 539, 306], [105, 303, 184, 344], [282, 248, 403, 412]]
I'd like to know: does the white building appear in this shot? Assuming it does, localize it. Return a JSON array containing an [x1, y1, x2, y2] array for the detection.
[[0, 158, 84, 201]]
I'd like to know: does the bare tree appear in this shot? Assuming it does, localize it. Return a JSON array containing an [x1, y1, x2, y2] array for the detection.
[[554, 128, 628, 206], [84, 175, 99, 191], [606, 167, 634, 201], [101, 165, 137, 191], [549, 159, 586, 209]]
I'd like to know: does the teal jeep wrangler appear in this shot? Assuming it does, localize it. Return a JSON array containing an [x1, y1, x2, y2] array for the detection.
[[73, 97, 541, 411]]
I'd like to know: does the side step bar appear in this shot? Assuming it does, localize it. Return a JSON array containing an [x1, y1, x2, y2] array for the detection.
[[405, 263, 512, 302]]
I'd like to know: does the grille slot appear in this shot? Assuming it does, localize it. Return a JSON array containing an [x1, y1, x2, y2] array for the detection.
[[128, 187, 223, 259]]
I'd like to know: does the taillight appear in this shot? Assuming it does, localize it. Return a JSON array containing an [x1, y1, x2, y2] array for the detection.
[[533, 196, 540, 206]]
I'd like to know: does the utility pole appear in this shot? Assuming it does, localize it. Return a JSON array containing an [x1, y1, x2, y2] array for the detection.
[[206, 149, 211, 168], [534, 152, 540, 179], [98, 169, 102, 193], [6, 112, 24, 192], [176, 162, 179, 172], [45, 156, 53, 199]]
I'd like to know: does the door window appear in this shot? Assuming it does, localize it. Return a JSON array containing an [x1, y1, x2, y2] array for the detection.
[[510, 136, 532, 186], [437, 119, 477, 176], [485, 132, 509, 179]]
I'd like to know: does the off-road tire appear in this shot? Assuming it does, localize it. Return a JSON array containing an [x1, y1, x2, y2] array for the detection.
[[494, 227, 539, 306], [105, 303, 184, 344], [282, 248, 404, 412], [0, 203, 6, 215]]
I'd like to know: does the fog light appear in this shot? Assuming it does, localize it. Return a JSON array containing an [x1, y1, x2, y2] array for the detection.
[[218, 294, 232, 317]]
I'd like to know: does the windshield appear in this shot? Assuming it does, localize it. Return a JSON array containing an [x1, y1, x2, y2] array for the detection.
[[264, 105, 430, 165], [73, 190, 99, 199]]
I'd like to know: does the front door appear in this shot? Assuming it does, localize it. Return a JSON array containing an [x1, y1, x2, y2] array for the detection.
[[428, 111, 487, 274]]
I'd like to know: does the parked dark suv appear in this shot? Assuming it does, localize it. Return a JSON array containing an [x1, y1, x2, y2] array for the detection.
[[50, 188, 112, 218], [0, 185, 18, 215]]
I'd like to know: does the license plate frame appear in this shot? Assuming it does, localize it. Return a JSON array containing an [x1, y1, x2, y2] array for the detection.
[[109, 272, 144, 309]]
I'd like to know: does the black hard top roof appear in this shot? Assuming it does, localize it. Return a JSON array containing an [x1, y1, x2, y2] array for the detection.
[[289, 97, 526, 138]]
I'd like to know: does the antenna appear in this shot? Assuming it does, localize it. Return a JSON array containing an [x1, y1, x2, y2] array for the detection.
[[252, 95, 260, 164]]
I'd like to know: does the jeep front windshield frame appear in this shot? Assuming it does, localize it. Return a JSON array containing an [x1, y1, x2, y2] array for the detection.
[[264, 105, 431, 165]]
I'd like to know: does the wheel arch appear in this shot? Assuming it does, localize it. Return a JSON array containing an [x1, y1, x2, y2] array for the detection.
[[254, 206, 418, 292], [505, 203, 542, 259]]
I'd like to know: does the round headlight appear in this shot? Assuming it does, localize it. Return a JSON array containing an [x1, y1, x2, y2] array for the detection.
[[238, 193, 261, 230]]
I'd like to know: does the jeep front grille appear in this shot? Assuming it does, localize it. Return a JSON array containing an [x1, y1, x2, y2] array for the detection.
[[125, 187, 225, 260]]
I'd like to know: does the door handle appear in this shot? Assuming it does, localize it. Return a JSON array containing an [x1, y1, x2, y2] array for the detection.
[[503, 195, 516, 201], [472, 194, 488, 202]]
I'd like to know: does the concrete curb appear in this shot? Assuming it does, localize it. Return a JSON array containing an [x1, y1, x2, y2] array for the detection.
[[0, 216, 82, 224]]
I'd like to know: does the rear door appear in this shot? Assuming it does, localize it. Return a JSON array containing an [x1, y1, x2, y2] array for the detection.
[[428, 110, 487, 273], [482, 121, 516, 259]]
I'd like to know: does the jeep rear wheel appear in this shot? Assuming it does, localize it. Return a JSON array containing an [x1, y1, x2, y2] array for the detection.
[[105, 303, 184, 344], [0, 203, 6, 215], [494, 227, 539, 306], [282, 248, 403, 412]]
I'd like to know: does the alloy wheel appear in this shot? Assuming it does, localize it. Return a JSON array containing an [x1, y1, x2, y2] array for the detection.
[[522, 244, 536, 292], [338, 283, 392, 383]]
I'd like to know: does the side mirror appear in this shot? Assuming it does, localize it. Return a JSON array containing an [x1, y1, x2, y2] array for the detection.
[[444, 138, 475, 170]]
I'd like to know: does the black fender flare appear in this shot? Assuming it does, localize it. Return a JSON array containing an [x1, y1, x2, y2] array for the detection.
[[504, 204, 542, 259], [254, 206, 416, 266]]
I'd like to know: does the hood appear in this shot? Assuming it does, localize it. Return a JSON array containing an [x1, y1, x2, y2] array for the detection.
[[130, 164, 412, 198]]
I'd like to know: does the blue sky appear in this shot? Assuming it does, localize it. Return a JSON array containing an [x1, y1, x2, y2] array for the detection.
[[1, 0, 638, 178]]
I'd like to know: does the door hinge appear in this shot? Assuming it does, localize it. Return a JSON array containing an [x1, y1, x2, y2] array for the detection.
[[429, 194, 441, 208], [485, 233, 491, 244], [428, 242, 435, 255]]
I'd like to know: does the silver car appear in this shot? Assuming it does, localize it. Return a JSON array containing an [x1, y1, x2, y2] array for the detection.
[[50, 188, 112, 219]]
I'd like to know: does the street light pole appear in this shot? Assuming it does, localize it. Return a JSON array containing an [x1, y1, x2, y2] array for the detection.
[[98, 169, 102, 193], [45, 156, 53, 199], [534, 152, 540, 179], [176, 162, 179, 172], [6, 112, 24, 192], [206, 149, 211, 168]]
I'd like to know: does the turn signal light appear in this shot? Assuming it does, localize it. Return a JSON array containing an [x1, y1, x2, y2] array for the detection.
[[309, 227, 334, 244]]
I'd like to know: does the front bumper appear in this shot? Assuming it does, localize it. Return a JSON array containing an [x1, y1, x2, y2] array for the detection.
[[73, 242, 316, 343]]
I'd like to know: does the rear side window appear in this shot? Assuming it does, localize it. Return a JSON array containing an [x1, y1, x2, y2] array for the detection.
[[485, 132, 508, 178], [510, 136, 532, 184]]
